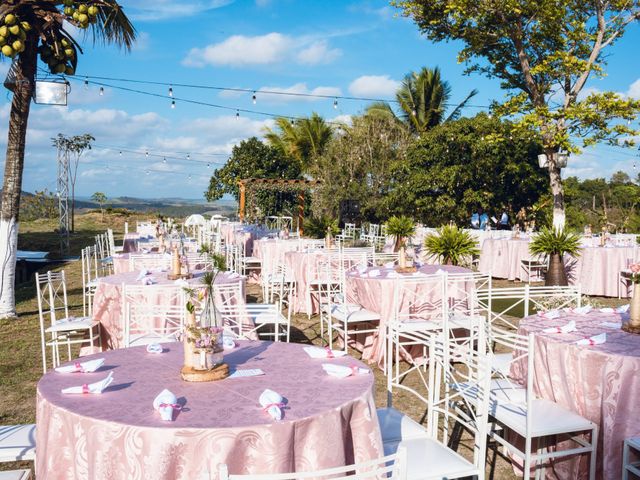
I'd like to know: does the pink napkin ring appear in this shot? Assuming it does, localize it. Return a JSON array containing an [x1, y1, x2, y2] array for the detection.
[[74, 362, 84, 373], [585, 338, 597, 346], [81, 384, 89, 394], [159, 403, 182, 411], [552, 327, 563, 333], [262, 402, 284, 412], [350, 366, 360, 376], [325, 347, 334, 358]]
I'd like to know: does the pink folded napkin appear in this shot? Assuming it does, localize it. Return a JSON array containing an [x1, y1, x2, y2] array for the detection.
[[322, 363, 370, 378], [576, 333, 606, 346], [141, 277, 157, 285], [571, 305, 592, 315], [538, 310, 561, 319], [153, 389, 181, 421], [135, 269, 150, 281], [61, 371, 113, 394], [368, 269, 381, 277], [542, 320, 576, 334], [259, 389, 284, 420], [55, 358, 105, 373], [303, 346, 348, 359]]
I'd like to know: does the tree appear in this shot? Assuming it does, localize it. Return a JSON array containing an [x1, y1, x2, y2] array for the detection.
[[264, 113, 333, 169], [205, 137, 302, 220], [91, 191, 107, 218], [0, 2, 135, 319], [310, 115, 412, 222], [52, 133, 94, 231], [394, 0, 640, 230], [366, 66, 478, 134], [611, 171, 631, 185], [384, 113, 548, 225]]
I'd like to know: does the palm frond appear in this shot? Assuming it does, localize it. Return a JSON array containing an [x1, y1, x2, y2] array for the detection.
[[445, 88, 479, 123], [90, 1, 136, 50]]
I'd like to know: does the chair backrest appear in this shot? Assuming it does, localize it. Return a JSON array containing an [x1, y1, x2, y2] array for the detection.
[[392, 275, 446, 326], [218, 446, 407, 480], [129, 253, 171, 272], [35, 270, 69, 327], [81, 246, 100, 283], [107, 229, 117, 256]]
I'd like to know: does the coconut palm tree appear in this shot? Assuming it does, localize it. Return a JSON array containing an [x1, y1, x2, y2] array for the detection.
[[366, 67, 478, 135], [0, 1, 135, 319], [264, 112, 333, 169]]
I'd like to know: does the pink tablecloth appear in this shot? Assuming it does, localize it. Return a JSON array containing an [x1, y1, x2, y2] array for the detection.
[[284, 250, 326, 316], [254, 239, 302, 278], [516, 311, 640, 479], [93, 270, 245, 349], [478, 238, 532, 281], [566, 246, 638, 297], [345, 265, 473, 365], [122, 233, 142, 253], [36, 341, 383, 480]]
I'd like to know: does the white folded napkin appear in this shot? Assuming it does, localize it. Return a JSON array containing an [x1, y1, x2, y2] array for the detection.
[[576, 333, 607, 346], [229, 368, 265, 378], [146, 343, 163, 354], [542, 320, 576, 334], [386, 271, 400, 278], [384, 262, 396, 269], [141, 277, 156, 285], [136, 269, 149, 280], [173, 279, 189, 287], [572, 305, 592, 315], [141, 248, 150, 254], [412, 271, 427, 277], [303, 346, 348, 359], [153, 389, 181, 421], [259, 389, 284, 421], [368, 269, 381, 277], [356, 266, 368, 274], [599, 307, 615, 314], [600, 321, 622, 329], [163, 252, 172, 259], [322, 363, 370, 378], [616, 304, 630, 313], [538, 309, 561, 319], [435, 269, 446, 275], [223, 337, 236, 350], [55, 358, 105, 373], [61, 371, 114, 394], [228, 272, 240, 279]]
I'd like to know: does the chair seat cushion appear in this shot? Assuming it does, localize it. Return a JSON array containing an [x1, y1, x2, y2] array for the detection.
[[377, 407, 428, 444], [0, 469, 31, 480], [45, 317, 98, 333], [0, 424, 36, 462], [329, 304, 380, 323]]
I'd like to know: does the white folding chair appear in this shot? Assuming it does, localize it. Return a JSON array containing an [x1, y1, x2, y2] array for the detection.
[[0, 470, 31, 479], [624, 437, 640, 480], [218, 303, 289, 342], [0, 424, 36, 462], [128, 253, 171, 272], [81, 245, 100, 316], [483, 329, 598, 479], [36, 271, 101, 372], [217, 447, 406, 480]]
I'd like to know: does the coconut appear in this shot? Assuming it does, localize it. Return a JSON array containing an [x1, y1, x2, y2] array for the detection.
[[64, 7, 74, 16], [78, 13, 89, 24], [64, 48, 74, 58], [0, 26, 8, 37], [65, 66, 75, 75], [2, 45, 14, 57], [78, 4, 88, 14], [4, 14, 17, 26], [88, 6, 98, 16], [0, 37, 5, 47], [54, 63, 66, 74], [20, 21, 31, 32], [8, 25, 20, 36]]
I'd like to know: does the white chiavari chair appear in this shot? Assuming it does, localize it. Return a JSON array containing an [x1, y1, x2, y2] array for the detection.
[[128, 253, 171, 272], [81, 245, 100, 316], [36, 270, 101, 372]]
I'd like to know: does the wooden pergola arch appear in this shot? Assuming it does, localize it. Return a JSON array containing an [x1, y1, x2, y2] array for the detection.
[[238, 178, 321, 234]]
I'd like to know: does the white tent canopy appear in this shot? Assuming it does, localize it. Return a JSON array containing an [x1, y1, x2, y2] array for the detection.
[[185, 214, 206, 227]]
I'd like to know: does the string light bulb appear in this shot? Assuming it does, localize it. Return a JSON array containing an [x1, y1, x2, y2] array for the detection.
[[145, 169, 150, 175], [236, 109, 240, 119], [162, 157, 167, 164], [333, 98, 338, 109], [84, 77, 89, 90], [171, 100, 176, 109], [119, 151, 122, 156], [145, 151, 149, 158], [252, 92, 256, 104], [187, 154, 190, 160], [99, 86, 104, 96], [290, 118, 294, 125], [168, 86, 173, 97], [207, 163, 211, 169], [411, 109, 416, 117]]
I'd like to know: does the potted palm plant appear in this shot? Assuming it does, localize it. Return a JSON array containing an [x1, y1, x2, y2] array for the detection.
[[423, 225, 480, 266], [529, 227, 581, 286], [386, 216, 416, 270]]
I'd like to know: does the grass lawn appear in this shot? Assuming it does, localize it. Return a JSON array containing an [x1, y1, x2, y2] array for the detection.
[[0, 215, 628, 477]]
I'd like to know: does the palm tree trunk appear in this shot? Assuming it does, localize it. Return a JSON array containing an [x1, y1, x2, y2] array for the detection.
[[0, 39, 38, 319]]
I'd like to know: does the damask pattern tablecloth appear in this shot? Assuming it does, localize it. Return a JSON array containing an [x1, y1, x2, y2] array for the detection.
[[516, 311, 640, 479], [36, 341, 383, 480]]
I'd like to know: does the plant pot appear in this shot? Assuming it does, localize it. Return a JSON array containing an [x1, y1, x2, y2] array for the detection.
[[399, 246, 407, 269], [192, 347, 224, 371], [629, 283, 640, 328], [545, 253, 567, 286]]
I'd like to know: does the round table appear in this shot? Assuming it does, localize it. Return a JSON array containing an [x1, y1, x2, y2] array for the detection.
[[345, 264, 473, 365], [35, 341, 382, 480], [93, 270, 245, 349], [478, 238, 532, 281], [284, 250, 327, 316], [566, 245, 638, 297], [516, 310, 640, 479]]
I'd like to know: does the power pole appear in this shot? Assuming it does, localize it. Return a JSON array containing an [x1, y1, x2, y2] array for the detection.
[[56, 145, 70, 255]]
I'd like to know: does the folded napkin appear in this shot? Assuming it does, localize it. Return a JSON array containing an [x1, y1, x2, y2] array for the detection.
[[384, 262, 396, 269], [223, 337, 236, 350], [163, 252, 172, 259], [141, 277, 157, 285], [228, 272, 240, 279], [576, 333, 607, 346], [146, 343, 163, 354], [322, 363, 370, 378], [55, 358, 105, 373], [386, 271, 401, 278], [259, 389, 285, 421], [303, 346, 348, 359], [542, 320, 576, 334], [173, 279, 189, 287], [61, 371, 113, 394], [600, 321, 622, 329], [412, 271, 427, 277], [356, 266, 368, 274], [368, 269, 381, 277], [141, 248, 150, 254], [435, 269, 446, 275], [136, 269, 150, 280], [229, 368, 265, 378], [153, 389, 181, 421], [616, 304, 630, 313], [599, 307, 615, 314], [538, 309, 561, 319], [572, 305, 592, 315]]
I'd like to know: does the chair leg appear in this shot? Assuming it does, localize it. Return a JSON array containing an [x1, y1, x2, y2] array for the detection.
[[589, 425, 598, 480]]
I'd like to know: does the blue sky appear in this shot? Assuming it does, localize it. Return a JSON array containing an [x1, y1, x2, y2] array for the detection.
[[0, 0, 639, 200]]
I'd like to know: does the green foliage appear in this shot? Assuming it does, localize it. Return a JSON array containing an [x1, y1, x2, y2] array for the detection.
[[385, 113, 547, 224], [386, 215, 416, 250], [529, 227, 582, 258], [20, 189, 57, 221], [205, 137, 301, 220], [365, 67, 478, 134], [303, 216, 339, 239], [423, 224, 480, 266]]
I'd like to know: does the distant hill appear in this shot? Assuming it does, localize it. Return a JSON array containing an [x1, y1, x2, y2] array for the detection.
[[74, 195, 236, 217]]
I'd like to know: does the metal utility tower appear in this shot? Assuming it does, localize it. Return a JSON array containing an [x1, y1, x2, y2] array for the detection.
[[56, 146, 70, 254]]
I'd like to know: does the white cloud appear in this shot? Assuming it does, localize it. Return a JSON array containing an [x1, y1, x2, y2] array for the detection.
[[253, 83, 341, 104], [126, 0, 235, 21], [626, 79, 640, 99], [348, 75, 399, 97], [296, 40, 341, 65], [183, 33, 342, 67]]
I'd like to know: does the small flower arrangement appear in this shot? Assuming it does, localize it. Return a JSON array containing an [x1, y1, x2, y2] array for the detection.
[[629, 263, 640, 283], [184, 325, 223, 351]]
